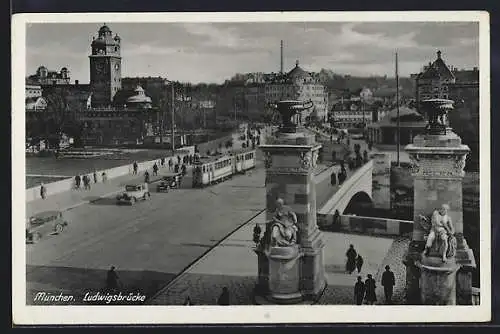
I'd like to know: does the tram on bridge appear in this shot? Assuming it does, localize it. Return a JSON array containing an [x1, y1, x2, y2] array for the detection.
[[192, 148, 256, 188]]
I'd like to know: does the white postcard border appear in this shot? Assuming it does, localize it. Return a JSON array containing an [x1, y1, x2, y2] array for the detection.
[[12, 11, 491, 324]]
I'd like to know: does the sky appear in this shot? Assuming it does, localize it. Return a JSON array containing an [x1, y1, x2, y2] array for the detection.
[[25, 21, 479, 84]]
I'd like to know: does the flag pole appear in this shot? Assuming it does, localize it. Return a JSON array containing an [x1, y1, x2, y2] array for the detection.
[[396, 51, 400, 167]]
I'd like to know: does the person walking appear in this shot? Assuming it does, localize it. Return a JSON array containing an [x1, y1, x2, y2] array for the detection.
[[354, 276, 365, 305], [253, 224, 262, 245], [133, 161, 138, 175], [346, 244, 357, 274], [144, 170, 150, 184], [177, 155, 181, 165], [356, 254, 364, 274], [181, 164, 187, 177], [75, 175, 81, 190], [101, 172, 107, 183], [168, 158, 173, 171], [381, 265, 396, 304], [40, 182, 47, 200], [174, 164, 180, 174], [364, 274, 377, 305], [106, 266, 121, 293], [161, 157, 165, 168], [153, 163, 159, 176], [217, 287, 230, 305], [93, 170, 98, 184], [330, 171, 337, 186]]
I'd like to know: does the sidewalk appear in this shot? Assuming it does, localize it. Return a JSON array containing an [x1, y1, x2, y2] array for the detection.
[[26, 164, 179, 217]]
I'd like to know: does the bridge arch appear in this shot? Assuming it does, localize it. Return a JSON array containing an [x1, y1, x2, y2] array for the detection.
[[342, 191, 373, 215]]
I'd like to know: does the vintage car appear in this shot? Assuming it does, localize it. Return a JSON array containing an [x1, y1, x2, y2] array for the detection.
[[116, 183, 151, 205], [26, 210, 69, 244], [156, 173, 182, 192]]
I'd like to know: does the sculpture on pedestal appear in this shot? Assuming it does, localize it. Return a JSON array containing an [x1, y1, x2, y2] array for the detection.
[[270, 198, 298, 247], [418, 204, 457, 262]]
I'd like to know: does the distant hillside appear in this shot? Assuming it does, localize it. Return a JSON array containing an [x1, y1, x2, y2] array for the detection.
[[316, 69, 416, 98]]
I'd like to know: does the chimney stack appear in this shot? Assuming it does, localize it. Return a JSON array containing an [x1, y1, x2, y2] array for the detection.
[[280, 40, 284, 74]]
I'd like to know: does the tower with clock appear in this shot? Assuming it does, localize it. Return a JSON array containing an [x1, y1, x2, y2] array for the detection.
[[89, 24, 122, 108]]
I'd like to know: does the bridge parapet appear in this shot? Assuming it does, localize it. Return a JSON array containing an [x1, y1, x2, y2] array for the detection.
[[318, 159, 374, 215], [317, 213, 413, 238]]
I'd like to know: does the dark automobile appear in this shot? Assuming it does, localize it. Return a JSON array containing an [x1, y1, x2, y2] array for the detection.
[[156, 173, 182, 192], [26, 210, 69, 244]]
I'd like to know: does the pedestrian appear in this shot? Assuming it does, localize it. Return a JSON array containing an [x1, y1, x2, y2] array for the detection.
[[82, 175, 88, 190], [40, 182, 47, 200], [161, 157, 165, 168], [86, 175, 92, 190], [75, 175, 81, 190], [181, 164, 187, 177], [217, 287, 230, 305], [174, 164, 179, 173], [363, 150, 369, 163], [153, 163, 159, 176], [356, 254, 364, 274], [337, 171, 343, 185], [144, 170, 150, 184], [364, 274, 377, 305], [177, 155, 181, 165], [330, 171, 337, 186], [381, 265, 396, 304], [93, 170, 98, 183], [106, 266, 121, 293], [168, 158, 173, 171], [101, 172, 107, 183], [133, 161, 138, 175], [189, 154, 193, 165], [346, 244, 357, 274], [354, 276, 365, 305], [332, 210, 340, 231], [253, 224, 262, 245], [330, 134, 333, 142]]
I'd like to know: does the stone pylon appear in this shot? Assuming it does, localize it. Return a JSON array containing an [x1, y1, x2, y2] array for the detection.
[[403, 99, 476, 305], [254, 100, 327, 304]]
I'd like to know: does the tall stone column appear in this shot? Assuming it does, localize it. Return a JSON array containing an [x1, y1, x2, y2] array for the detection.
[[404, 99, 476, 305], [254, 100, 327, 304]]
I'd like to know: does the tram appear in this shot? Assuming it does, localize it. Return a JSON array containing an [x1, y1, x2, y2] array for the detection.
[[192, 148, 256, 188]]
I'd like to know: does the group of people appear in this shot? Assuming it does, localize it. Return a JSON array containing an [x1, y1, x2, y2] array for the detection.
[[331, 163, 348, 187], [354, 266, 396, 305], [348, 244, 396, 305], [132, 153, 198, 183], [74, 170, 105, 191]]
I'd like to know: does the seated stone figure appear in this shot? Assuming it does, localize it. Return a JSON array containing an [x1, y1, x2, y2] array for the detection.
[[420, 204, 457, 262], [270, 198, 299, 247]]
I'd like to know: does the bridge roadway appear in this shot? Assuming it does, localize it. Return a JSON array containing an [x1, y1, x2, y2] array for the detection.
[[26, 159, 267, 304]]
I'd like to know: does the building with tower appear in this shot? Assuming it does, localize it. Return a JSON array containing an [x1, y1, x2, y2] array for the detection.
[[89, 24, 122, 108], [414, 50, 455, 111]]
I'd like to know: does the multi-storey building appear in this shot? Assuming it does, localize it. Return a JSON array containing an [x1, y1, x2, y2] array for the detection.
[[414, 50, 455, 111], [265, 60, 329, 123], [27, 66, 71, 85]]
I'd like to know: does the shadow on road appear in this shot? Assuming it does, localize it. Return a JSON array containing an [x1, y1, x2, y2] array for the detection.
[[26, 265, 176, 305], [86, 197, 119, 206]]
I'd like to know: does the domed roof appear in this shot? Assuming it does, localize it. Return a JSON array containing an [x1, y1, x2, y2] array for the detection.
[[99, 24, 111, 34], [287, 60, 312, 80], [126, 85, 152, 104]]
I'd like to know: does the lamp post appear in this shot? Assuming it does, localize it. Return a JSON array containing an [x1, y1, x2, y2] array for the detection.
[[164, 80, 176, 152]]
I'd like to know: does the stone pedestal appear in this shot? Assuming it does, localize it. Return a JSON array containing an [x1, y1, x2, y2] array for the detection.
[[404, 127, 476, 305], [371, 153, 391, 210], [417, 256, 460, 305], [255, 127, 327, 304]]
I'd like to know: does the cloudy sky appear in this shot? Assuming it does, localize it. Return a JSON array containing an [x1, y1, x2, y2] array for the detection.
[[26, 21, 479, 84]]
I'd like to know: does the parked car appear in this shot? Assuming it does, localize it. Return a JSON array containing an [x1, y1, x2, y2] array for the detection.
[[26, 210, 69, 244], [116, 183, 151, 205], [156, 173, 182, 192]]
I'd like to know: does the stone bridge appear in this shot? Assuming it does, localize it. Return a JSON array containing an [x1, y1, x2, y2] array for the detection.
[[317, 159, 374, 216]]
